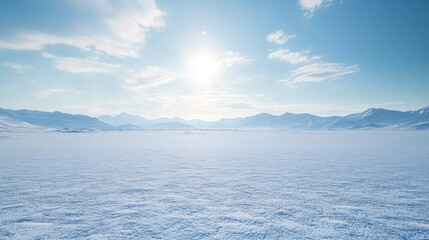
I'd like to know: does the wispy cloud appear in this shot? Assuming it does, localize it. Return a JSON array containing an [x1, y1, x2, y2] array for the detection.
[[42, 53, 120, 73], [220, 51, 252, 67], [36, 88, 72, 98], [299, 0, 334, 16], [123, 66, 179, 90], [281, 62, 359, 85], [267, 31, 357, 87], [266, 31, 296, 45], [268, 49, 311, 64], [3, 62, 33, 73], [0, 0, 165, 58]]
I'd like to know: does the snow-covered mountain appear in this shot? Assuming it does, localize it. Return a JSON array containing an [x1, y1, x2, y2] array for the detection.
[[98, 106, 429, 130], [235, 112, 341, 129], [0, 115, 48, 132], [1, 106, 429, 130], [343, 108, 411, 125], [99, 112, 151, 127], [411, 106, 429, 121], [99, 112, 195, 129], [328, 106, 429, 129], [0, 108, 113, 129]]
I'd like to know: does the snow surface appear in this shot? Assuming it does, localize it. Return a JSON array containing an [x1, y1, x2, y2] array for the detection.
[[1, 130, 429, 239], [0, 116, 47, 132]]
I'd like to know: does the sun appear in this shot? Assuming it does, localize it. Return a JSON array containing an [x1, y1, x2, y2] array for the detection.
[[187, 50, 219, 82]]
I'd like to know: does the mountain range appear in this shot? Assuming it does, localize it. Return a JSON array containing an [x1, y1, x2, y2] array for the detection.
[[1, 106, 429, 131]]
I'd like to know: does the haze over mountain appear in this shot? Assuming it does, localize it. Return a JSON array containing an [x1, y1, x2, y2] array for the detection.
[[99, 113, 151, 127], [1, 106, 429, 131], [98, 106, 429, 130]]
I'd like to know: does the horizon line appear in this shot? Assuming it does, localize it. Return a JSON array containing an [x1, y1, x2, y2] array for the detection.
[[1, 105, 428, 122]]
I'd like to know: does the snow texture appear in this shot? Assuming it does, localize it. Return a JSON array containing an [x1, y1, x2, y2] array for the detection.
[[0, 116, 48, 133], [1, 130, 429, 239]]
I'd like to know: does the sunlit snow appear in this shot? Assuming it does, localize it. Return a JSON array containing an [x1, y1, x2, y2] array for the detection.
[[1, 130, 429, 239]]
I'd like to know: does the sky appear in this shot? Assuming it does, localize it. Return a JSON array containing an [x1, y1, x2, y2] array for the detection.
[[0, 0, 428, 120]]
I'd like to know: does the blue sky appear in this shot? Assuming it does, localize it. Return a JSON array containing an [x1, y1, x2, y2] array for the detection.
[[0, 0, 428, 120]]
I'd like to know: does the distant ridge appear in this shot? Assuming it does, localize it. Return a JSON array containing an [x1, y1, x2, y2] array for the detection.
[[1, 106, 429, 130], [97, 105, 429, 130]]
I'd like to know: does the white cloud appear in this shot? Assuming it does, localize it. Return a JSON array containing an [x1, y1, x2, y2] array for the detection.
[[42, 52, 120, 73], [269, 49, 324, 64], [220, 51, 252, 67], [311, 55, 322, 60], [123, 66, 178, 89], [0, 0, 165, 58], [3, 62, 33, 73], [300, 0, 334, 15], [266, 31, 296, 45], [37, 88, 72, 98], [268, 49, 310, 64], [281, 62, 359, 85]]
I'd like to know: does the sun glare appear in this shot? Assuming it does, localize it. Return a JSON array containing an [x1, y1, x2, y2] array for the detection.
[[187, 51, 219, 82]]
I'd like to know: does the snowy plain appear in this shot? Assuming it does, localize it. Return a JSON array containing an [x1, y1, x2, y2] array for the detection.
[[1, 130, 429, 239]]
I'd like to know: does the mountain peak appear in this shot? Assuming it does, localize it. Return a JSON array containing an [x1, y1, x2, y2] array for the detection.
[[362, 107, 382, 112], [415, 106, 429, 115], [117, 112, 132, 117], [418, 105, 429, 111], [254, 112, 273, 117], [357, 108, 380, 118]]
